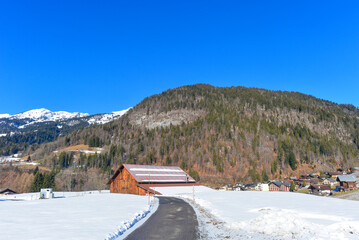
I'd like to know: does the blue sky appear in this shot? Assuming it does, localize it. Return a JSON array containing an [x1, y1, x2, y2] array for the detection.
[[0, 1, 358, 114]]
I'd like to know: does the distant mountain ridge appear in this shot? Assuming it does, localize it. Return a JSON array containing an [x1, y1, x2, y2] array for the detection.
[[0, 108, 130, 156], [0, 108, 131, 132], [1, 108, 89, 121]]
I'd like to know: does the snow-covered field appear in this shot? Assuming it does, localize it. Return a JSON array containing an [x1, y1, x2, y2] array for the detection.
[[0, 191, 158, 240], [157, 186, 359, 240]]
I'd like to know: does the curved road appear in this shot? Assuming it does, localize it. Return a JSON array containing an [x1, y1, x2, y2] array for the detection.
[[125, 197, 199, 240]]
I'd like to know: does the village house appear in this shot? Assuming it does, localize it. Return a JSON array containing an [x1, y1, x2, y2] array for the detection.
[[268, 181, 282, 191], [309, 172, 321, 178], [280, 182, 291, 192], [326, 172, 342, 180], [310, 178, 323, 185], [337, 168, 351, 174], [221, 184, 234, 191], [327, 178, 338, 188], [350, 167, 359, 173], [309, 185, 331, 196], [108, 164, 196, 195], [235, 182, 245, 191], [257, 183, 269, 191], [337, 175, 357, 190]]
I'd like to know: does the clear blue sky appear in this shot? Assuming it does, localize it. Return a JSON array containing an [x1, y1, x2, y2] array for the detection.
[[1, 1, 358, 114]]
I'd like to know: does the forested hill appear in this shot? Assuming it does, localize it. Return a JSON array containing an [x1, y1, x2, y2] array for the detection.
[[32, 84, 359, 186]]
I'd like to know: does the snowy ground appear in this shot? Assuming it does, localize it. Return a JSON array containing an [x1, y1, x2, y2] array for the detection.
[[157, 186, 359, 240], [0, 191, 158, 240]]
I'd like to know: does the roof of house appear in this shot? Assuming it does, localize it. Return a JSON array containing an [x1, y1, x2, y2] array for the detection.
[[337, 175, 357, 182], [0, 188, 17, 194], [109, 164, 196, 184], [328, 177, 337, 183], [270, 181, 282, 187], [283, 182, 291, 188]]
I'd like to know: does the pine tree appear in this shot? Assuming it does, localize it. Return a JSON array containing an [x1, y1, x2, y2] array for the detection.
[[262, 169, 269, 182], [30, 172, 43, 192]]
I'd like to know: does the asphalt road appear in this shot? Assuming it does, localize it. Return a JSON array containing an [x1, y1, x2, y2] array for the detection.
[[125, 197, 199, 240]]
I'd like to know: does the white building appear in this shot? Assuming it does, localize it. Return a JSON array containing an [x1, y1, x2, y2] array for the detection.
[[40, 188, 54, 199]]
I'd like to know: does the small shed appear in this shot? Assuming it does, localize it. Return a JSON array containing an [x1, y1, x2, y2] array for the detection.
[[40, 188, 54, 199], [108, 164, 196, 195], [0, 188, 17, 195]]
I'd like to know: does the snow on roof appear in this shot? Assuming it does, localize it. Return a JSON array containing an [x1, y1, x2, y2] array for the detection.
[[337, 175, 357, 182], [124, 164, 196, 183]]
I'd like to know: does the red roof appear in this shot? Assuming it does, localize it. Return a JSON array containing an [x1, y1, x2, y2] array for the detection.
[[123, 164, 196, 183]]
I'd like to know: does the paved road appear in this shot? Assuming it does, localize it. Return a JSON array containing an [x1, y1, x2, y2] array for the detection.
[[125, 197, 199, 240]]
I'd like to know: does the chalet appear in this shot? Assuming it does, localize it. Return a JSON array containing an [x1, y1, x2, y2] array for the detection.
[[310, 178, 323, 185], [309, 172, 320, 178], [289, 176, 297, 181], [108, 164, 196, 195], [0, 188, 17, 195], [280, 182, 291, 192], [350, 167, 359, 173], [337, 175, 357, 190], [235, 182, 245, 191], [219, 184, 234, 191], [326, 172, 342, 180], [309, 185, 331, 196], [257, 183, 269, 191], [337, 168, 351, 174], [326, 178, 338, 187], [268, 181, 282, 191]]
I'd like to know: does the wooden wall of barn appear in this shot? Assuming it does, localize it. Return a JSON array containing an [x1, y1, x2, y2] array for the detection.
[[110, 167, 148, 195]]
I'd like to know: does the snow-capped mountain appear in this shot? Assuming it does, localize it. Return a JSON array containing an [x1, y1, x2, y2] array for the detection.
[[0, 108, 131, 135], [0, 114, 11, 118], [1, 108, 89, 121], [0, 107, 131, 156], [87, 108, 131, 125]]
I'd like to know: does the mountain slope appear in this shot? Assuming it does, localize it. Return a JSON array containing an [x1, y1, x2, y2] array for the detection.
[[25, 84, 359, 186]]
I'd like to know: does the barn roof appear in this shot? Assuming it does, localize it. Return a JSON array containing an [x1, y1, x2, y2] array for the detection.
[[124, 164, 196, 183], [337, 175, 357, 182], [108, 164, 196, 184]]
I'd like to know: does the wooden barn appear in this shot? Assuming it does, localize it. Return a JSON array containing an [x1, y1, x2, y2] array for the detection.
[[108, 164, 196, 195], [337, 175, 357, 190]]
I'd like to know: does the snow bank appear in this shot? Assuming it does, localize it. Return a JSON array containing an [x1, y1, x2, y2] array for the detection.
[[0, 191, 158, 240], [157, 186, 359, 240], [105, 197, 158, 240]]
